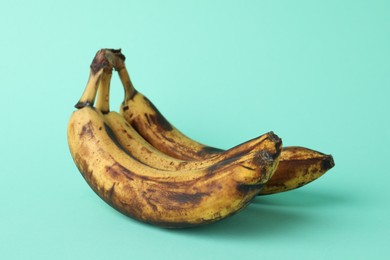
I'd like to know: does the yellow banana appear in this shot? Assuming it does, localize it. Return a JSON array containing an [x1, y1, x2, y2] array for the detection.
[[107, 49, 334, 195], [68, 51, 282, 227]]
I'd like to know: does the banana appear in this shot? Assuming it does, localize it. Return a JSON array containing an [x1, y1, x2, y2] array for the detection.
[[107, 111, 333, 195], [108, 49, 334, 195], [105, 111, 280, 171], [95, 59, 281, 172], [68, 51, 282, 227], [95, 63, 333, 195], [260, 146, 334, 194], [94, 55, 280, 172]]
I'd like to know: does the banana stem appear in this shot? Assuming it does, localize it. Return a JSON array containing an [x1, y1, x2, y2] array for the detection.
[[75, 49, 117, 108], [118, 67, 137, 102], [75, 49, 129, 109], [75, 69, 104, 108], [95, 71, 113, 114], [98, 49, 135, 102]]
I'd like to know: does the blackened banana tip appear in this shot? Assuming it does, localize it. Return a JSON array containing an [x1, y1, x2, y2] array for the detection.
[[75, 101, 93, 109], [268, 131, 283, 153], [90, 50, 109, 74], [253, 150, 275, 167], [322, 155, 335, 171], [104, 48, 126, 62]]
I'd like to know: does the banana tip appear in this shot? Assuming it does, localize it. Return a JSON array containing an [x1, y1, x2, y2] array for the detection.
[[323, 155, 335, 170], [75, 101, 92, 109], [268, 131, 283, 157]]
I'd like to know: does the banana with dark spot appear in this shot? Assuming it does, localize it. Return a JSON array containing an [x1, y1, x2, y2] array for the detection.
[[105, 49, 334, 195], [94, 60, 333, 195]]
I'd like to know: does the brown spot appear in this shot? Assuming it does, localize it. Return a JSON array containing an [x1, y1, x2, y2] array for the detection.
[[104, 123, 138, 160], [268, 131, 282, 149], [240, 165, 255, 171], [105, 165, 121, 180], [142, 189, 158, 211], [254, 150, 274, 166], [122, 105, 129, 111], [125, 132, 134, 140], [167, 191, 209, 205], [106, 162, 135, 181], [322, 155, 335, 171], [108, 183, 116, 201], [206, 156, 240, 176], [197, 146, 224, 156], [140, 146, 152, 154], [80, 121, 94, 138], [74, 153, 90, 177], [143, 96, 173, 131], [144, 113, 152, 126], [237, 183, 264, 194]]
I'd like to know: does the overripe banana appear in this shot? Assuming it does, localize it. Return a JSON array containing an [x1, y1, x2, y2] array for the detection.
[[105, 111, 280, 171], [68, 51, 282, 227], [96, 61, 281, 172], [94, 56, 280, 172], [95, 58, 334, 195], [109, 50, 334, 195]]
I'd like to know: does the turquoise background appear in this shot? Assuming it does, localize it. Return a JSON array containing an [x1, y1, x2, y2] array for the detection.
[[1, 0, 389, 259]]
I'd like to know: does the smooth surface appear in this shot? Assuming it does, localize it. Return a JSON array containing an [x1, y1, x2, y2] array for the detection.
[[1, 0, 389, 259]]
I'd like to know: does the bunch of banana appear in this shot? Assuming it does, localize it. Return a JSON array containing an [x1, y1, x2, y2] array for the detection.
[[68, 49, 334, 228]]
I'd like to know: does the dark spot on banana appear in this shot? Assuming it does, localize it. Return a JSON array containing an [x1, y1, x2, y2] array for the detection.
[[142, 190, 158, 211], [268, 131, 282, 146], [322, 155, 335, 170], [198, 146, 224, 156], [149, 113, 173, 132], [140, 146, 152, 154], [74, 154, 90, 176], [144, 113, 152, 126], [122, 105, 129, 111], [241, 165, 256, 171], [206, 156, 241, 175], [159, 133, 176, 144], [103, 123, 141, 162], [105, 165, 121, 180], [167, 191, 209, 205], [125, 132, 134, 140], [254, 150, 275, 166], [80, 121, 94, 138], [309, 167, 320, 174], [142, 96, 173, 131], [237, 183, 264, 194], [108, 183, 116, 201]]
